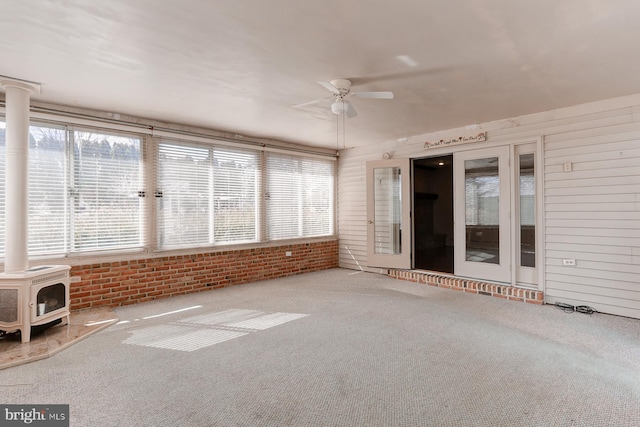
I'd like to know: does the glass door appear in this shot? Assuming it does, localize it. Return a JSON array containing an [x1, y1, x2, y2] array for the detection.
[[514, 143, 537, 286], [366, 159, 411, 269], [454, 147, 511, 282]]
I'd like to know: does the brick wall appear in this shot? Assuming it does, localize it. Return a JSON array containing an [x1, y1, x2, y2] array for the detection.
[[70, 240, 338, 310], [388, 269, 544, 305]]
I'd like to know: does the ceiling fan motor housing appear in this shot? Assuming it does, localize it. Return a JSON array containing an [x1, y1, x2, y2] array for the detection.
[[294, 78, 391, 117], [330, 79, 352, 95]]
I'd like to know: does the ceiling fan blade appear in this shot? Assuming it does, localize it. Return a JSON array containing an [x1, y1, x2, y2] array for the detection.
[[293, 97, 332, 108], [318, 80, 340, 94], [345, 101, 358, 118], [348, 66, 453, 85], [352, 91, 394, 99]]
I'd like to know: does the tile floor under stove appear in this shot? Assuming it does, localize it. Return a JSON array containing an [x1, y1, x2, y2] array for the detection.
[[0, 307, 118, 370]]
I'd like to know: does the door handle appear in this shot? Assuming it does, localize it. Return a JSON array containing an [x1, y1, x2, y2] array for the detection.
[[368, 220, 373, 224]]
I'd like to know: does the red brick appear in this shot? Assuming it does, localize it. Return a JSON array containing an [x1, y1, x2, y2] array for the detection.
[[65, 240, 337, 310]]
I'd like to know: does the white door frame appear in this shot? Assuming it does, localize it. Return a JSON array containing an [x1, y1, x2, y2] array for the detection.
[[363, 137, 544, 288], [366, 159, 411, 269], [454, 146, 512, 283]]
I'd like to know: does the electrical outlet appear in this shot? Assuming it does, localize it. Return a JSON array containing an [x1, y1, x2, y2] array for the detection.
[[563, 162, 572, 172], [562, 259, 576, 266], [285, 251, 292, 257]]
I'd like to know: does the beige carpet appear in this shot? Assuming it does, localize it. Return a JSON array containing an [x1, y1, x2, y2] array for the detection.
[[1, 268, 638, 426]]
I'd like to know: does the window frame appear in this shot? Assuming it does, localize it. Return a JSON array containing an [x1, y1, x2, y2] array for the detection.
[[155, 139, 262, 250], [0, 114, 337, 263], [265, 151, 336, 241]]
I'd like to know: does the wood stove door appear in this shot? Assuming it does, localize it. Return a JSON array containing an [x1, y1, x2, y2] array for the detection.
[[30, 281, 69, 324]]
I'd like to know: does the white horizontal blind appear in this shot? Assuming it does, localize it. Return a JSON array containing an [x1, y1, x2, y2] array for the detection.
[[0, 122, 5, 258], [157, 142, 261, 249], [157, 143, 211, 249], [266, 153, 334, 240], [301, 157, 334, 236], [1, 116, 336, 260], [212, 147, 258, 243], [266, 154, 301, 239], [71, 129, 142, 251], [465, 174, 500, 225], [28, 124, 68, 255]]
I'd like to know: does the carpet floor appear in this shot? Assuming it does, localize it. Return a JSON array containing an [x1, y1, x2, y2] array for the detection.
[[1, 268, 638, 426]]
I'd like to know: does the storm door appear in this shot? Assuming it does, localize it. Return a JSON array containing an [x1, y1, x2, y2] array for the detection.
[[366, 159, 411, 269], [454, 147, 511, 282]]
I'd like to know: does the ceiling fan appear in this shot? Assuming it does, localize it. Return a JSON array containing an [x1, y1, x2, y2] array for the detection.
[[295, 78, 393, 117]]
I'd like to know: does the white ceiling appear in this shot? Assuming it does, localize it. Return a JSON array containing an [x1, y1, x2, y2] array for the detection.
[[2, 0, 640, 150]]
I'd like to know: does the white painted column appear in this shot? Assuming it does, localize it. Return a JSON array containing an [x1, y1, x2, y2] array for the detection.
[[1, 78, 40, 273]]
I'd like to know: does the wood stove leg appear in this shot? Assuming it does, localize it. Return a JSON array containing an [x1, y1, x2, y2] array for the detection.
[[21, 326, 31, 344], [22, 289, 32, 344]]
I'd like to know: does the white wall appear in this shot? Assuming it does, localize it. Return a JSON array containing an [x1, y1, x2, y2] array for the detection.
[[337, 93, 640, 319]]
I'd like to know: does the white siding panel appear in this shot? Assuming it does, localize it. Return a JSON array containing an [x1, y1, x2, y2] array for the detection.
[[338, 156, 382, 272], [545, 147, 640, 167], [546, 249, 633, 264], [544, 122, 640, 145], [546, 211, 639, 220], [545, 175, 640, 189], [546, 220, 640, 231], [545, 193, 637, 204], [544, 183, 637, 196], [545, 165, 638, 181], [545, 279, 640, 301], [546, 272, 636, 291], [544, 108, 640, 318], [546, 202, 637, 213], [545, 227, 640, 239], [489, 108, 633, 140], [545, 142, 640, 163], [546, 261, 640, 278], [546, 234, 640, 247], [546, 242, 633, 255]]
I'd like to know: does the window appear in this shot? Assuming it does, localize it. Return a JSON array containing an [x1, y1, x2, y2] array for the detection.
[[266, 153, 334, 240], [1, 116, 335, 260], [464, 157, 500, 264], [28, 124, 67, 255], [71, 129, 143, 251], [464, 158, 500, 226], [0, 122, 67, 258], [0, 122, 144, 257], [157, 142, 259, 249], [519, 152, 535, 268], [0, 121, 5, 259], [157, 143, 211, 248], [212, 147, 258, 243]]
